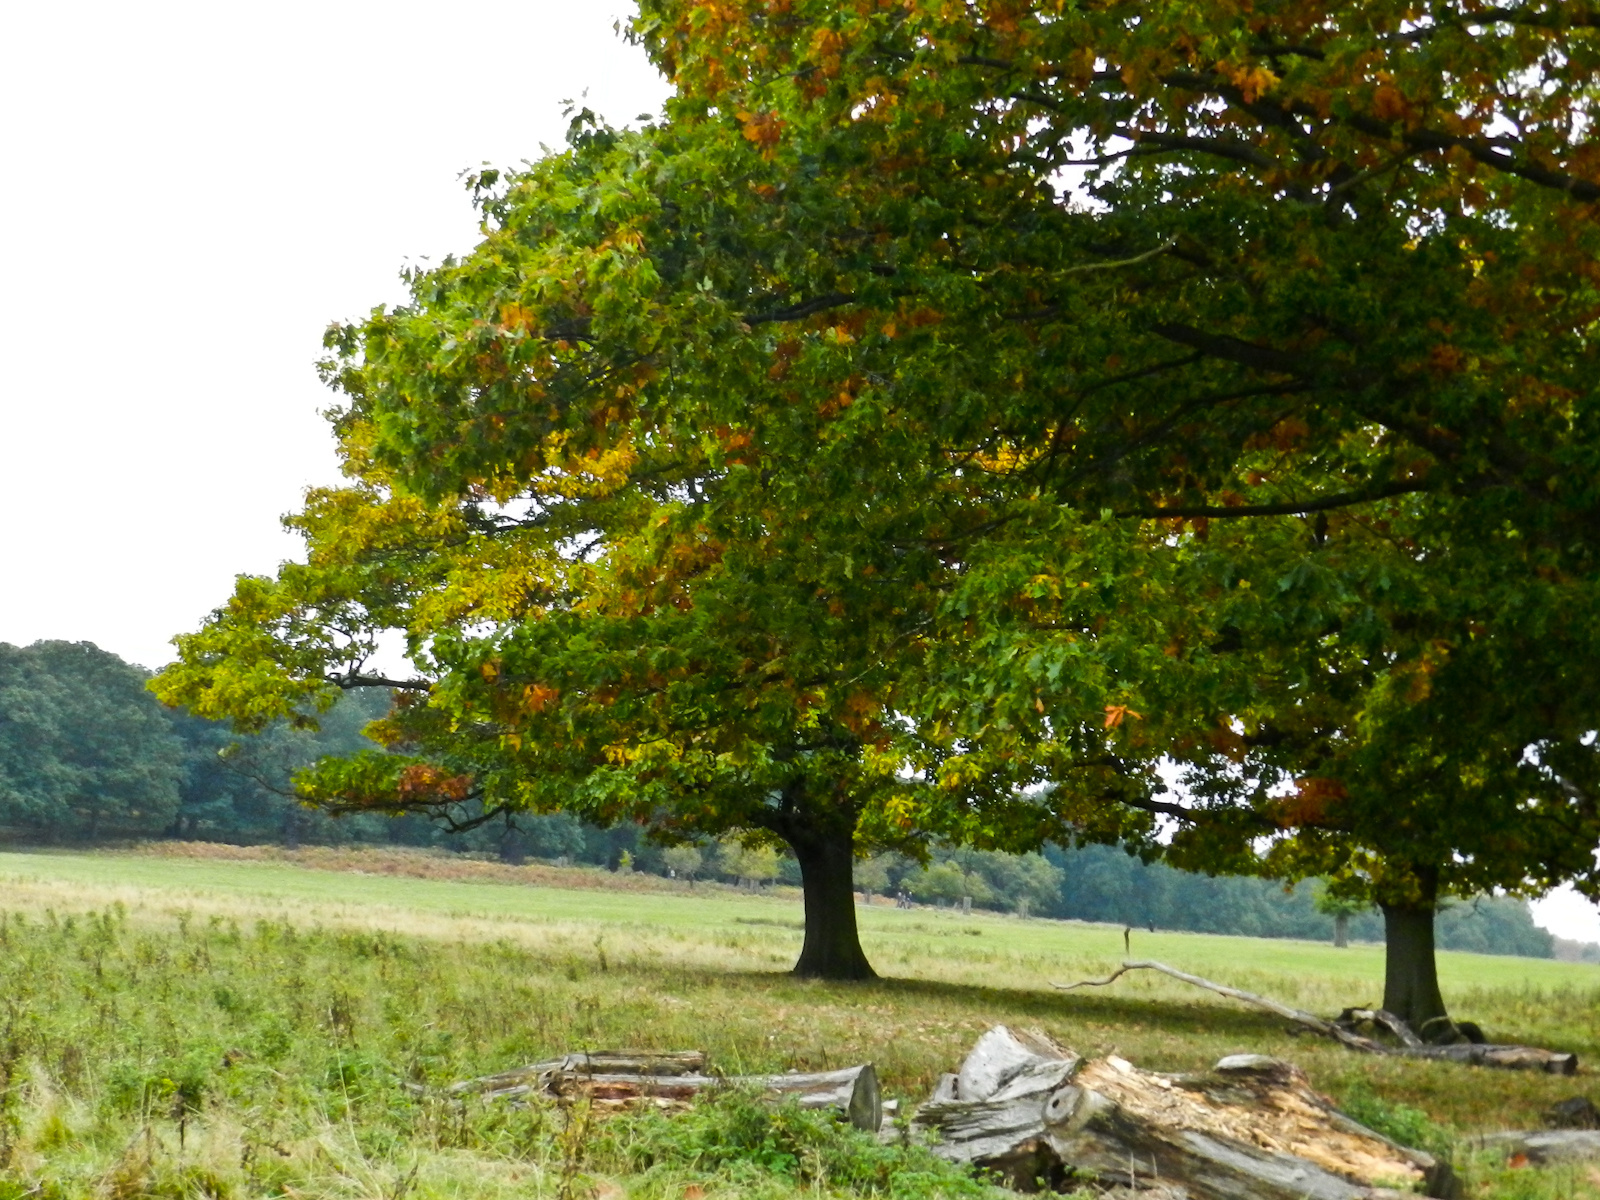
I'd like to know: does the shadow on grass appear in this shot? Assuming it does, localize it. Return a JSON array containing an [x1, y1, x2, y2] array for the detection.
[[679, 963, 1303, 1043]]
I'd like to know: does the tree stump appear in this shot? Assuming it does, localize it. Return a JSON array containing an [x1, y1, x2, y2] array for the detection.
[[910, 1026, 1456, 1198]]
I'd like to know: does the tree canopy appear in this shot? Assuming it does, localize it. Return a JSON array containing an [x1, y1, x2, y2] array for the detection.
[[0, 641, 184, 839], [152, 0, 1600, 984]]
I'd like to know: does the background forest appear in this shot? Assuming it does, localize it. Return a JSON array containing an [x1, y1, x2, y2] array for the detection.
[[0, 638, 1567, 960]]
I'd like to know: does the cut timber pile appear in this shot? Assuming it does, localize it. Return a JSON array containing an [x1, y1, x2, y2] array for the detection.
[[910, 1026, 1456, 1199], [452, 1050, 882, 1132]]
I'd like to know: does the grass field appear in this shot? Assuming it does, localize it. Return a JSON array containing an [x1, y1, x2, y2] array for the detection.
[[0, 846, 1596, 1198]]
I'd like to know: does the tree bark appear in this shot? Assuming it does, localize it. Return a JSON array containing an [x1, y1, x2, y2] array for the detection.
[[1381, 901, 1448, 1033], [1333, 913, 1348, 948], [784, 816, 876, 981], [910, 1027, 1455, 1199], [452, 1054, 882, 1131]]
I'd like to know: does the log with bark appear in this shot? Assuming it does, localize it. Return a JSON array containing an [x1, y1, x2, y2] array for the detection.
[[1055, 961, 1576, 1074], [451, 1050, 709, 1098], [450, 1050, 882, 1131], [909, 1025, 1457, 1199]]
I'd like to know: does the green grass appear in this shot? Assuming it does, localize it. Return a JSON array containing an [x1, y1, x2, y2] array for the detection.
[[0, 846, 1596, 1198]]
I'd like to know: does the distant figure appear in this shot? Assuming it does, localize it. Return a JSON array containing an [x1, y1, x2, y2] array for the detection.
[[1123, 925, 1131, 955]]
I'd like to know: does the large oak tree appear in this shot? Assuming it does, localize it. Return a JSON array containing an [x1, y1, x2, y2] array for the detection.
[[155, 0, 1600, 991], [635, 0, 1600, 1013]]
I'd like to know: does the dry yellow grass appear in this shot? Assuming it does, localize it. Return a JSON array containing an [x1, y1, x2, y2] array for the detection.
[[132, 839, 743, 895]]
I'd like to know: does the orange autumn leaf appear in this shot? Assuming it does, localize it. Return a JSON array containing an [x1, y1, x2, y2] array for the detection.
[[523, 683, 560, 713], [737, 110, 784, 153], [397, 764, 472, 803], [1104, 704, 1143, 729]]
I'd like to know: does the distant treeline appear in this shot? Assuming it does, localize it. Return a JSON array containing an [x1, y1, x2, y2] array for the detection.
[[0, 640, 1559, 959]]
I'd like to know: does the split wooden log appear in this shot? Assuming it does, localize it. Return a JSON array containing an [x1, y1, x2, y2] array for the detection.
[[452, 1050, 709, 1098], [552, 1065, 882, 1132], [1055, 961, 1577, 1074], [913, 1026, 1082, 1174], [911, 1026, 1456, 1199], [451, 1051, 881, 1131]]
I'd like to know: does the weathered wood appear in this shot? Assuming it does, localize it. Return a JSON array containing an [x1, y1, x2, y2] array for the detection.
[[1472, 1130, 1600, 1165], [911, 1025, 1080, 1174], [453, 1050, 709, 1097], [1057, 961, 1576, 1073], [454, 1051, 881, 1131], [911, 1027, 1457, 1199], [737, 1065, 882, 1132], [1055, 960, 1388, 1053], [1332, 1010, 1574, 1072], [1405, 1043, 1578, 1074], [1336, 1008, 1424, 1049]]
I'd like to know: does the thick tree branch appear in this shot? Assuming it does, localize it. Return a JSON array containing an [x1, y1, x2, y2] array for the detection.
[[1119, 479, 1431, 520], [1342, 118, 1600, 201], [1399, 5, 1600, 37], [1147, 322, 1307, 375], [1128, 132, 1281, 172], [744, 291, 856, 325], [331, 673, 433, 692]]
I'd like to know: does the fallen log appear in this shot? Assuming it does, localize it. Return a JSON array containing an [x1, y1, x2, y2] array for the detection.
[[451, 1050, 709, 1096], [1054, 961, 1387, 1054], [1403, 1043, 1577, 1074], [911, 1026, 1456, 1199], [1472, 1130, 1600, 1165], [1054, 961, 1577, 1074], [550, 1065, 882, 1132], [451, 1051, 881, 1131]]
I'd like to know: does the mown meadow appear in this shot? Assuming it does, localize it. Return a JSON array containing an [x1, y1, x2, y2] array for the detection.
[[0, 847, 1595, 1198]]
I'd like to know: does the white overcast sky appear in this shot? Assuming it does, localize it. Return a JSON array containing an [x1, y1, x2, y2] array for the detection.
[[0, 0, 667, 669], [3, 0, 1597, 946]]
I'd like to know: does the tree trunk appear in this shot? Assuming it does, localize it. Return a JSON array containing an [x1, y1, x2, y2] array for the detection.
[[785, 818, 876, 981], [1381, 901, 1448, 1032], [1333, 912, 1348, 948]]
